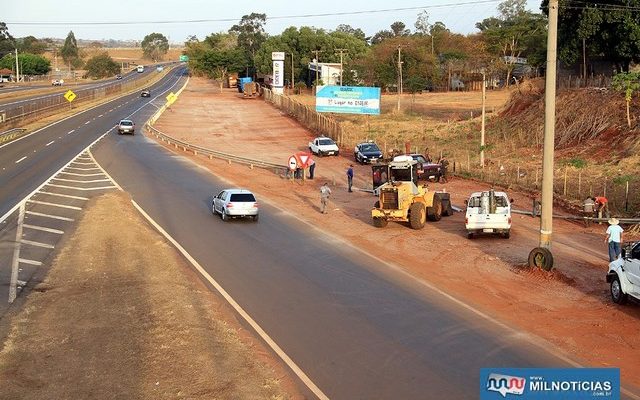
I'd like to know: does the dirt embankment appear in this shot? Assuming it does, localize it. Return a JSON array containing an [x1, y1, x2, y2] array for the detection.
[[152, 77, 640, 390], [0, 192, 298, 400]]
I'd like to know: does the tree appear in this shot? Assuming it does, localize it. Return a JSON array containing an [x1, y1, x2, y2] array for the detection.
[[544, 0, 640, 72], [390, 21, 410, 37], [612, 72, 640, 127], [16, 36, 47, 55], [84, 52, 120, 79], [476, 0, 546, 84], [229, 13, 267, 75], [0, 53, 50, 75], [60, 31, 80, 65], [141, 32, 169, 62], [0, 22, 14, 58], [335, 24, 367, 41], [197, 48, 246, 89]]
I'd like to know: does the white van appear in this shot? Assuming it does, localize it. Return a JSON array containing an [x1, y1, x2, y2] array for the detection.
[[465, 190, 512, 239], [136, 65, 144, 73]]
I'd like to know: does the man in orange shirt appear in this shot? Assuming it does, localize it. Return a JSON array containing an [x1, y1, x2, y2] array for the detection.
[[594, 196, 609, 220]]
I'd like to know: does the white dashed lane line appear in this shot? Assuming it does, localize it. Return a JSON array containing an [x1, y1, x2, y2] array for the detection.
[[45, 141, 55, 146], [15, 156, 27, 164], [67, 130, 75, 134], [84, 121, 90, 125]]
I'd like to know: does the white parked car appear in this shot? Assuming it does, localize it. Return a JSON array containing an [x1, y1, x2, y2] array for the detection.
[[465, 190, 512, 239], [212, 189, 259, 221], [607, 241, 640, 304], [309, 136, 339, 156]]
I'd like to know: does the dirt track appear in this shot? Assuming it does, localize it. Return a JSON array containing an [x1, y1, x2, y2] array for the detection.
[[153, 78, 640, 389], [0, 192, 296, 399]]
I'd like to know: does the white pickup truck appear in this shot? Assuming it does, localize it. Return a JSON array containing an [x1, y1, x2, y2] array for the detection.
[[465, 190, 512, 239], [309, 137, 339, 156], [607, 241, 640, 305]]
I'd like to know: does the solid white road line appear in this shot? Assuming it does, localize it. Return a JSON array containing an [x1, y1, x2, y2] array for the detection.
[[25, 211, 74, 221], [45, 183, 116, 191], [15, 156, 27, 164], [20, 239, 54, 249], [67, 129, 75, 134], [37, 191, 89, 200], [84, 121, 90, 125], [65, 167, 100, 171], [18, 258, 43, 266], [22, 224, 64, 234], [59, 172, 105, 177], [26, 200, 82, 210], [70, 161, 95, 165], [87, 150, 122, 191], [45, 140, 55, 146], [130, 200, 330, 400], [52, 177, 111, 183]]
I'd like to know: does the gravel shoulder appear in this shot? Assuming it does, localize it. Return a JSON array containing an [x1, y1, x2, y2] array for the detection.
[[153, 78, 640, 390], [0, 192, 298, 399]]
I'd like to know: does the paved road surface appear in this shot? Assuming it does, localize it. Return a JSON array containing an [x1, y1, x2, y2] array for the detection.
[[1, 69, 637, 399]]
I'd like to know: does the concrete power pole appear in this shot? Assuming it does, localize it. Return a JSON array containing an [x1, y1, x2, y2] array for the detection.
[[397, 46, 403, 113], [480, 70, 486, 168], [15, 49, 19, 83], [312, 49, 322, 94], [335, 48, 347, 86], [529, 0, 559, 270]]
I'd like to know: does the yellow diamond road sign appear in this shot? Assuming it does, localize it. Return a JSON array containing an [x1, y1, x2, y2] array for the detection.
[[166, 92, 178, 104], [64, 90, 76, 102]]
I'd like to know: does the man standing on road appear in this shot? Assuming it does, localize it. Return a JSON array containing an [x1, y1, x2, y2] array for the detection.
[[308, 158, 316, 180], [605, 218, 624, 262], [320, 182, 332, 214], [439, 155, 449, 183], [347, 164, 354, 192]]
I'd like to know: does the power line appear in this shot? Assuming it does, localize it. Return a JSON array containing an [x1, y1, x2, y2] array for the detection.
[[6, 0, 502, 26]]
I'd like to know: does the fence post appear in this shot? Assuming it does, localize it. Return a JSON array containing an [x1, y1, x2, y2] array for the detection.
[[563, 167, 568, 196], [604, 176, 607, 197], [578, 171, 582, 197], [625, 181, 629, 212], [535, 168, 539, 189], [516, 166, 520, 184]]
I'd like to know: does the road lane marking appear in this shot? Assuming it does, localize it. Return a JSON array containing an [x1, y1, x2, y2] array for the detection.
[[59, 172, 105, 177], [45, 140, 55, 146], [52, 177, 111, 183], [84, 121, 90, 125], [70, 161, 95, 165], [22, 224, 64, 234], [18, 258, 43, 266], [67, 130, 75, 134], [130, 200, 330, 400], [27, 200, 82, 210], [15, 156, 27, 164], [25, 211, 74, 221], [45, 183, 116, 191], [20, 239, 54, 249], [37, 191, 88, 200], [65, 166, 100, 171], [98, 114, 103, 117]]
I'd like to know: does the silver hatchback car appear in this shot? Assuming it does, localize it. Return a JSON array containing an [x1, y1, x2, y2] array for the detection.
[[212, 189, 259, 221]]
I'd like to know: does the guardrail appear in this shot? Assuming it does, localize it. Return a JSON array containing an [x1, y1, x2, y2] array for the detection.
[[0, 128, 27, 144], [145, 124, 289, 176], [0, 64, 181, 131]]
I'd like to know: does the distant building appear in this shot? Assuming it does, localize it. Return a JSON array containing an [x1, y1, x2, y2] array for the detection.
[[307, 61, 342, 86], [0, 68, 13, 82]]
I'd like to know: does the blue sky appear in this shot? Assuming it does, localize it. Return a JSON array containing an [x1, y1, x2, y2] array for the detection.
[[4, 0, 543, 43]]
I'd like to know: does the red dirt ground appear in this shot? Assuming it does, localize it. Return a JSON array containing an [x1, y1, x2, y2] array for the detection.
[[154, 77, 640, 391]]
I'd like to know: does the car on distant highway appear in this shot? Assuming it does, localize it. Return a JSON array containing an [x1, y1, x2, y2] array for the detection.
[[354, 141, 383, 164], [116, 74, 122, 80], [52, 79, 63, 86], [212, 189, 259, 222], [607, 241, 640, 305], [117, 119, 135, 135], [141, 89, 150, 97]]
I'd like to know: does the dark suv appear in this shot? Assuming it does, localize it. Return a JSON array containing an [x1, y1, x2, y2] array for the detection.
[[408, 154, 442, 182]]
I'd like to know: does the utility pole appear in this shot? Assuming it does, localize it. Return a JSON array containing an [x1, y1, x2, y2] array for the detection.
[[15, 49, 19, 83], [529, 0, 559, 270], [312, 49, 323, 91], [335, 48, 348, 86], [480, 70, 486, 168], [397, 46, 403, 113], [290, 52, 294, 92]]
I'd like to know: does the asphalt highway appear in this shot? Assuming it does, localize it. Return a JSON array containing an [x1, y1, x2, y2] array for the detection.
[[1, 70, 637, 399]]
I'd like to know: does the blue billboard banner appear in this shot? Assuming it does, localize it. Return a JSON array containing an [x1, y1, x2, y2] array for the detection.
[[480, 368, 620, 400], [315, 85, 381, 115]]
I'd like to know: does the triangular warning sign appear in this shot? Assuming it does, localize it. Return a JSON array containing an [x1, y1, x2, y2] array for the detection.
[[299, 155, 309, 165]]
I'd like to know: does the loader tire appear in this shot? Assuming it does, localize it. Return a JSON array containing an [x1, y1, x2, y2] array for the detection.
[[373, 217, 388, 228], [427, 197, 442, 221], [409, 202, 426, 230], [442, 199, 454, 216]]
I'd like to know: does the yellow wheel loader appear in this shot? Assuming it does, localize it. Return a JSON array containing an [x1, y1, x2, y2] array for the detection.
[[371, 155, 453, 229]]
